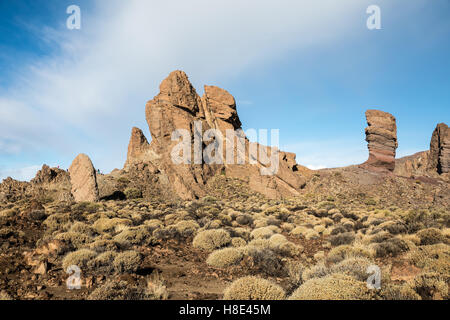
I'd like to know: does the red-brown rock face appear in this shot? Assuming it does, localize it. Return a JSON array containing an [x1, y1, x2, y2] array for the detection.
[[428, 123, 450, 174], [124, 70, 306, 200], [124, 127, 151, 169], [68, 153, 99, 202], [362, 109, 398, 172]]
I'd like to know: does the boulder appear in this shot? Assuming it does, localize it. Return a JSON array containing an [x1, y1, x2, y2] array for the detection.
[[68, 154, 99, 202]]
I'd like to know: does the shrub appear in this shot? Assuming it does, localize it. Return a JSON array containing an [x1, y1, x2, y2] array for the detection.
[[285, 260, 305, 287], [412, 273, 448, 300], [0, 291, 12, 300], [302, 263, 329, 281], [54, 231, 92, 249], [240, 246, 284, 276], [326, 245, 373, 264], [113, 250, 142, 273], [88, 280, 152, 300], [250, 227, 274, 240], [379, 283, 421, 300], [173, 220, 199, 236], [114, 226, 155, 246], [289, 273, 370, 300], [330, 257, 373, 281], [329, 232, 355, 246], [93, 218, 132, 233], [62, 249, 97, 270], [407, 243, 450, 274], [223, 276, 285, 300], [231, 237, 246, 247], [88, 250, 118, 272], [374, 238, 409, 258], [206, 248, 244, 268], [416, 228, 445, 245], [69, 222, 97, 236], [124, 188, 142, 199], [192, 229, 231, 251]]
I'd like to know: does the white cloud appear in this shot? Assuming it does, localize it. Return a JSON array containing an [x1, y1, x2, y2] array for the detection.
[[0, 0, 379, 172], [0, 165, 42, 182]]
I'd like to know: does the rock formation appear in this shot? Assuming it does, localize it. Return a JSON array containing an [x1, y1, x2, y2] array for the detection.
[[428, 123, 449, 174], [31, 165, 69, 185], [124, 127, 151, 169], [68, 154, 99, 202], [362, 109, 398, 172], [125, 70, 306, 200]]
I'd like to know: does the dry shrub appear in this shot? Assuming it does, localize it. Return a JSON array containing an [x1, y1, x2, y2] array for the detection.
[[93, 218, 132, 233], [412, 273, 449, 300], [326, 244, 373, 264], [206, 248, 244, 268], [240, 246, 284, 276], [62, 248, 97, 270], [113, 226, 155, 246], [407, 243, 450, 274], [374, 237, 409, 258], [231, 237, 246, 247], [192, 229, 231, 251], [250, 227, 275, 240], [329, 232, 355, 246], [124, 188, 142, 199], [330, 257, 373, 281], [173, 220, 200, 236], [289, 273, 370, 300], [223, 276, 285, 300], [113, 250, 142, 273], [54, 231, 92, 249], [69, 222, 97, 236], [88, 280, 152, 300], [302, 263, 329, 281], [416, 228, 445, 245], [89, 239, 120, 253], [379, 283, 421, 300], [285, 260, 305, 287], [88, 250, 118, 272], [0, 291, 12, 300]]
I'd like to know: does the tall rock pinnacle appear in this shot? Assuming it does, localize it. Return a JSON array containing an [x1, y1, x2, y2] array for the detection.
[[362, 109, 398, 172]]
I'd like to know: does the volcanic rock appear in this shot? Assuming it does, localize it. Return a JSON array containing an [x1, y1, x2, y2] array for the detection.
[[124, 127, 151, 169], [428, 123, 450, 174], [134, 70, 306, 200], [68, 154, 99, 202], [362, 109, 398, 172], [31, 165, 69, 185]]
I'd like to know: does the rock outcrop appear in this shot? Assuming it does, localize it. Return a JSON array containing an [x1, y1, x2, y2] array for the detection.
[[362, 109, 398, 172], [428, 123, 449, 174], [125, 70, 306, 200], [124, 127, 151, 169], [68, 154, 99, 202], [31, 165, 69, 185]]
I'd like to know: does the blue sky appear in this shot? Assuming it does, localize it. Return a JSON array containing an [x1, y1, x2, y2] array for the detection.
[[0, 0, 449, 180]]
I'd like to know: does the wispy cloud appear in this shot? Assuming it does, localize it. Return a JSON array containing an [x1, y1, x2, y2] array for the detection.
[[0, 165, 42, 182], [0, 0, 393, 173]]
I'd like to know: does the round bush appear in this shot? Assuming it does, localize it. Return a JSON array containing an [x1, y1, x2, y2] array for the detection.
[[113, 250, 142, 273], [289, 273, 370, 300], [62, 249, 97, 270], [206, 248, 244, 268], [223, 276, 285, 300], [192, 229, 231, 251]]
